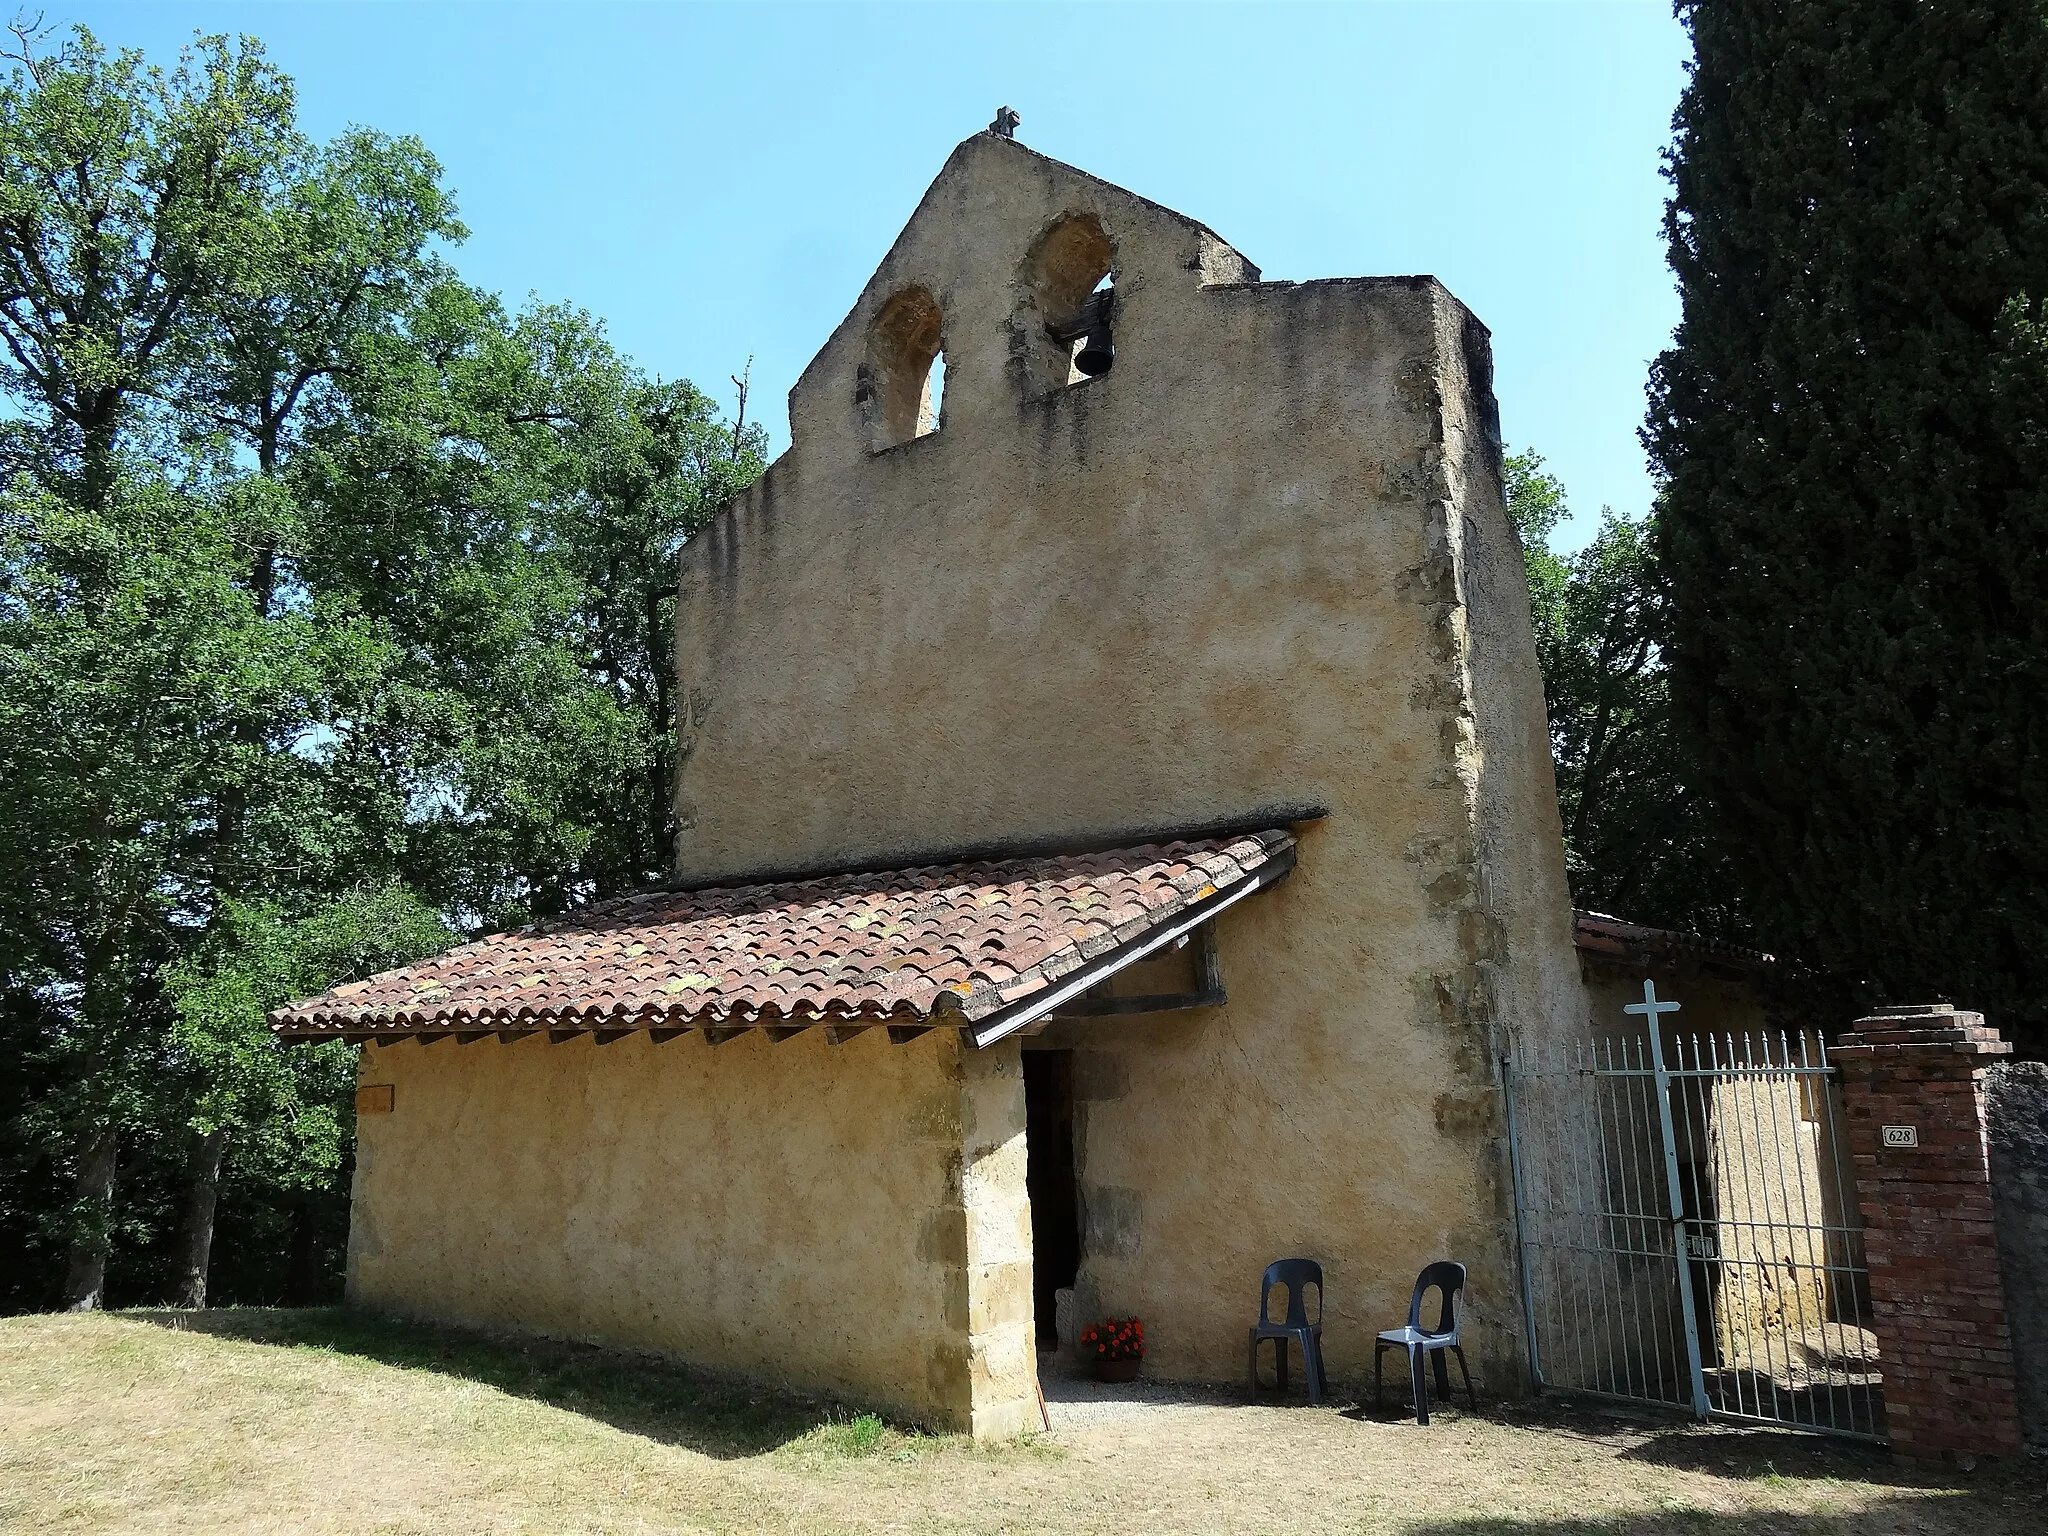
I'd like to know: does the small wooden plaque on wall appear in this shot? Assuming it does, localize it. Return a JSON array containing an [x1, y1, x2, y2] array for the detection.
[[356, 1084, 395, 1116]]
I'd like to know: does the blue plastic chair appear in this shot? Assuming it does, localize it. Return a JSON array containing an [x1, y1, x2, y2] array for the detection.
[[1248, 1258, 1327, 1405], [1375, 1261, 1475, 1424]]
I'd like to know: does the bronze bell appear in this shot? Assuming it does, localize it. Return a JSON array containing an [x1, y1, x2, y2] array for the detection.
[[1072, 290, 1114, 377], [1047, 287, 1116, 379], [1073, 319, 1114, 376]]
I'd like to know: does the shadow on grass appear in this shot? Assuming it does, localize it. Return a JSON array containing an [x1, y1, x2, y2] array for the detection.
[[1355, 1392, 2044, 1524], [1403, 1504, 2025, 1536], [127, 1305, 873, 1460], [1614, 1425, 1893, 1481]]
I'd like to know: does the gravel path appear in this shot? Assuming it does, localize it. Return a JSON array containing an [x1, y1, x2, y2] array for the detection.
[[1038, 1355, 1290, 1427]]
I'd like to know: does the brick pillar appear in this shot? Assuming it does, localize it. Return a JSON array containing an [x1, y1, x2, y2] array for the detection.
[[1832, 1005, 2022, 1460]]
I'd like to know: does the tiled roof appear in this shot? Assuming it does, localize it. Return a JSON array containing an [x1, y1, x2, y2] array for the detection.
[[271, 830, 1295, 1041], [1572, 909, 1776, 969]]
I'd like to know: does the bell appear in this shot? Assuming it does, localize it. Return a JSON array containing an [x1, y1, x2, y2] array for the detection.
[[1073, 319, 1114, 378], [1048, 288, 1115, 378]]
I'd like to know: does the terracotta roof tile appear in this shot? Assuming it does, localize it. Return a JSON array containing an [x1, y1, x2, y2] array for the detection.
[[1572, 909, 1776, 968], [272, 831, 1295, 1039]]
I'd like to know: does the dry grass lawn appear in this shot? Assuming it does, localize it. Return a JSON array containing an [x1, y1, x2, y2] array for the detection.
[[1, 1308, 2042, 1534]]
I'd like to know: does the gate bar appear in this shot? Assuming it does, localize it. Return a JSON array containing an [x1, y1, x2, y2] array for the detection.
[[1500, 1048, 1545, 1393]]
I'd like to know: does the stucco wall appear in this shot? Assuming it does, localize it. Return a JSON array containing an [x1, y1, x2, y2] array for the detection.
[[1579, 959, 1771, 1045], [667, 134, 1583, 1392], [348, 1029, 1035, 1434]]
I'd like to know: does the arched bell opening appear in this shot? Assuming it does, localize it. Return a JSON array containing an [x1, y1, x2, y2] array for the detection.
[[862, 286, 946, 451], [1017, 213, 1116, 395]]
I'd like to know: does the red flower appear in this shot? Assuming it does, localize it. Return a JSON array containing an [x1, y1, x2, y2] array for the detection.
[[1081, 1316, 1146, 1360]]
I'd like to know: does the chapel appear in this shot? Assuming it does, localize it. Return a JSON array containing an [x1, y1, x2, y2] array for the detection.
[[275, 125, 1588, 1436]]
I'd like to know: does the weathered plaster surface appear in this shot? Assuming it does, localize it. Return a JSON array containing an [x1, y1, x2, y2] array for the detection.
[[349, 1029, 1033, 1433], [661, 133, 1582, 1392], [347, 133, 1588, 1422]]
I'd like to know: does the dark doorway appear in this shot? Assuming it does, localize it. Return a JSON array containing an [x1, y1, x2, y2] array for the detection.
[[1023, 1050, 1080, 1348]]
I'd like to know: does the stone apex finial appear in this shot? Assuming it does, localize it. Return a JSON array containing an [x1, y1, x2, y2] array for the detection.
[[989, 106, 1020, 140]]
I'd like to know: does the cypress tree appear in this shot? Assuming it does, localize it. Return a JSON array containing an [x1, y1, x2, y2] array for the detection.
[[1646, 0, 2048, 1055]]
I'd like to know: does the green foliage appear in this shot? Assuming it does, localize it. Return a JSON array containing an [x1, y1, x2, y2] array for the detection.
[[1505, 451, 1743, 934], [0, 25, 299, 506], [166, 885, 454, 1174], [1504, 450, 1571, 670], [1647, 0, 2048, 1052], [0, 22, 762, 1309], [0, 473, 326, 1236], [297, 292, 765, 918]]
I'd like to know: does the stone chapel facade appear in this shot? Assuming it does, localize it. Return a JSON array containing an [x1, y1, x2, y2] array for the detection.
[[276, 130, 1585, 1437]]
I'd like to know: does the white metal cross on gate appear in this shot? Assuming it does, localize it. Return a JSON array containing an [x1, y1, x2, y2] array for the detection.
[[1623, 977, 1712, 1418], [1622, 977, 1682, 1027]]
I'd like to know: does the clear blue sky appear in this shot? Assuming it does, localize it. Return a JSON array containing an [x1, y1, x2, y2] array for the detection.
[[68, 1, 1688, 551]]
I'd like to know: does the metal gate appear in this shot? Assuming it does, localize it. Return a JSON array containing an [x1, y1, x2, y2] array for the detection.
[[1502, 984, 1882, 1439]]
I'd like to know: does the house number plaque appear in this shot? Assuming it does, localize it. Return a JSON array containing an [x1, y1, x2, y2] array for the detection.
[[1881, 1124, 1918, 1148]]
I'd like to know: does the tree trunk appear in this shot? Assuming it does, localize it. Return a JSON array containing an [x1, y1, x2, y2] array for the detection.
[[60, 1129, 119, 1311], [171, 1129, 227, 1309], [78, 403, 122, 516]]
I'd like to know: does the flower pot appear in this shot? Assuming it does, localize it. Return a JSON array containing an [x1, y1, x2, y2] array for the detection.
[[1093, 1357, 1142, 1384]]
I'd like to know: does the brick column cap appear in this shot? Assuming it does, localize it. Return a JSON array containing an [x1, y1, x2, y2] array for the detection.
[[1834, 1004, 2010, 1060]]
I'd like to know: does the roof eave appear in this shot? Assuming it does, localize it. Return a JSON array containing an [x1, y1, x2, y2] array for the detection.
[[964, 841, 1296, 1047]]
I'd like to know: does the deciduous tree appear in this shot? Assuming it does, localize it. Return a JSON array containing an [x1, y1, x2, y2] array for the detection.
[[1506, 451, 1743, 936], [0, 22, 294, 511], [163, 884, 451, 1307], [0, 22, 765, 1310]]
